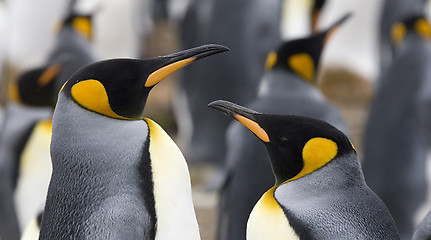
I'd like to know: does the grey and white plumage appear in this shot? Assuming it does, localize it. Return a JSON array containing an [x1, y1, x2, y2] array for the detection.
[[44, 95, 155, 239], [209, 100, 400, 239], [215, 14, 350, 240], [38, 44, 229, 239], [273, 151, 399, 239]]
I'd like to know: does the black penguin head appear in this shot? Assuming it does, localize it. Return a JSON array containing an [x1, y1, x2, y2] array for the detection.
[[391, 14, 431, 47], [208, 100, 355, 186], [9, 63, 64, 107], [60, 44, 229, 120], [264, 13, 351, 84]]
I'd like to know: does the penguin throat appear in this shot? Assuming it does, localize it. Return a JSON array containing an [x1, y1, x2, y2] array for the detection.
[[267, 149, 303, 186], [70, 80, 137, 120]]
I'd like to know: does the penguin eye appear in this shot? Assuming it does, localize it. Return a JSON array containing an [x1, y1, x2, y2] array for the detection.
[[279, 136, 289, 141]]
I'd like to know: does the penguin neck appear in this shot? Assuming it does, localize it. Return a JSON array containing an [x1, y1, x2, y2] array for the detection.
[[59, 25, 89, 43], [383, 34, 431, 90], [393, 32, 428, 58], [47, 95, 153, 238], [51, 97, 149, 172], [275, 152, 364, 200], [257, 69, 320, 99]]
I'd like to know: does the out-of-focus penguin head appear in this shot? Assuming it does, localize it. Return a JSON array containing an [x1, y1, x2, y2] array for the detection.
[[61, 12, 94, 41], [391, 14, 431, 47], [264, 13, 351, 84], [9, 63, 65, 107]]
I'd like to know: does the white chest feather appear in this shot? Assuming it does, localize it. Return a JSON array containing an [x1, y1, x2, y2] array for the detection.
[[145, 119, 200, 240], [14, 120, 52, 230], [247, 187, 299, 240]]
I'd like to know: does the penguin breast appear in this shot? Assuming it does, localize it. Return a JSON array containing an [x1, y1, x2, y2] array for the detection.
[[247, 187, 299, 240], [145, 118, 200, 240]]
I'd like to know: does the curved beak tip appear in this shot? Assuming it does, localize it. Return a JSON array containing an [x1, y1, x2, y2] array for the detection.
[[207, 99, 230, 114], [207, 99, 260, 118], [194, 44, 230, 60]]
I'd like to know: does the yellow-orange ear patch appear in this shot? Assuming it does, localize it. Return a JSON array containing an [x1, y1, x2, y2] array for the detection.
[[146, 58, 195, 87], [264, 51, 278, 71], [415, 18, 431, 40], [72, 17, 92, 40], [234, 115, 270, 142], [288, 53, 314, 83], [8, 82, 21, 103], [71, 80, 131, 120], [286, 137, 337, 182], [391, 22, 406, 46]]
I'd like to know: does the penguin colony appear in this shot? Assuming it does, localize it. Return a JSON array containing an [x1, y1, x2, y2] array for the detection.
[[0, 0, 431, 240]]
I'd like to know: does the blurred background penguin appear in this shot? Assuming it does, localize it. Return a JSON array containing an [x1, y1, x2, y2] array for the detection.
[[0, 0, 99, 237], [362, 12, 431, 240]]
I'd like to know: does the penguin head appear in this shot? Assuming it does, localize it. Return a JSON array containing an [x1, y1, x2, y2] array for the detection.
[[264, 13, 350, 84], [9, 62, 65, 107], [60, 44, 229, 120], [58, 4, 95, 41], [208, 100, 355, 186], [391, 14, 431, 47]]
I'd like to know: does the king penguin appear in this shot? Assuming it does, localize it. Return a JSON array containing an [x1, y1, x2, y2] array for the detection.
[[11, 61, 67, 232], [378, 0, 426, 72], [362, 14, 431, 240], [209, 100, 400, 239], [46, 1, 97, 85], [0, 62, 66, 240], [214, 14, 350, 240], [3, 3, 98, 232], [38, 44, 229, 239]]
